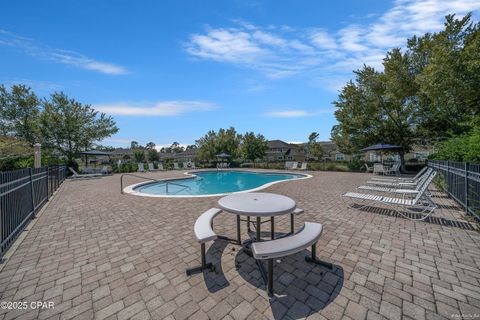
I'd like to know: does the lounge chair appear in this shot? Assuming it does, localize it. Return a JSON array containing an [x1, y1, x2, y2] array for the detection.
[[191, 163, 196, 169], [147, 163, 156, 171], [373, 163, 385, 175], [291, 161, 298, 169], [158, 163, 164, 171], [100, 166, 109, 174], [68, 167, 103, 178], [298, 162, 307, 170], [137, 163, 145, 172], [364, 163, 374, 173], [285, 161, 293, 170], [371, 166, 428, 182], [343, 171, 437, 220], [366, 168, 432, 188], [359, 169, 433, 194], [173, 162, 180, 170], [384, 163, 401, 176]]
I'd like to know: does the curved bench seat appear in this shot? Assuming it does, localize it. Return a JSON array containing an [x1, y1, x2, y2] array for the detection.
[[252, 222, 322, 260], [251, 222, 331, 296], [186, 208, 222, 276], [194, 208, 222, 243]]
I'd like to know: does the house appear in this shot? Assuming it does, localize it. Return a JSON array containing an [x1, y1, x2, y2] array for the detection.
[[265, 140, 306, 162], [299, 141, 350, 162], [159, 148, 198, 162]]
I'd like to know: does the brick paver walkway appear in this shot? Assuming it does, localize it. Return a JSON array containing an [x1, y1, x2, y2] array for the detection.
[[0, 170, 479, 320]]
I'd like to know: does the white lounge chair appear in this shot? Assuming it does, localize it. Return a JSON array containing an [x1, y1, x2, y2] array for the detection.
[[373, 163, 385, 175], [158, 163, 164, 171], [384, 163, 401, 176], [173, 162, 180, 170], [343, 171, 437, 220], [291, 161, 298, 169], [366, 168, 432, 188], [298, 162, 307, 170], [358, 169, 433, 194], [137, 163, 145, 172], [285, 161, 293, 170], [147, 163, 156, 171], [68, 167, 103, 178], [251, 222, 332, 296], [186, 208, 223, 275], [371, 166, 428, 182], [190, 163, 196, 169], [364, 163, 374, 173]]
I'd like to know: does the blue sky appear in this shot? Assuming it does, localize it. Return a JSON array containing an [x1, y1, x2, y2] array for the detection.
[[1, 0, 479, 149]]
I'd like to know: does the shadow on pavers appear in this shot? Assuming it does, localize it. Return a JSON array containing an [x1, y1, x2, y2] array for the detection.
[[203, 239, 230, 293], [234, 237, 344, 320]]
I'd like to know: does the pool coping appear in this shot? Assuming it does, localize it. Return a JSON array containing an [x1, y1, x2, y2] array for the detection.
[[122, 169, 312, 198]]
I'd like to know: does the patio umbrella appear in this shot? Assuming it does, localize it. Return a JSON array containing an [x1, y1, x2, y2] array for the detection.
[[360, 144, 402, 152], [215, 152, 231, 158]]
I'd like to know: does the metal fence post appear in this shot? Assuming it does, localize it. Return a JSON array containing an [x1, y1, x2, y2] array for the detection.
[[446, 160, 450, 194], [29, 168, 36, 218], [465, 162, 469, 215], [46, 166, 50, 199]]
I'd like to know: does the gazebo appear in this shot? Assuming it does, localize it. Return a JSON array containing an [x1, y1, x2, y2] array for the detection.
[[78, 150, 112, 168]]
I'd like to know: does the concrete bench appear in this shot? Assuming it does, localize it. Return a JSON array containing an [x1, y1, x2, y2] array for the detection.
[[186, 208, 222, 276], [251, 222, 332, 295]]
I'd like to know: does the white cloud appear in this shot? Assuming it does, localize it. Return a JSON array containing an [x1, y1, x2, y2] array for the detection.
[[185, 0, 480, 88], [0, 29, 128, 75], [310, 29, 337, 49], [96, 100, 216, 116]]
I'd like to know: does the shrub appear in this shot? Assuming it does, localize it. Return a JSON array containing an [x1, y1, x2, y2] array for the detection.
[[431, 125, 480, 162]]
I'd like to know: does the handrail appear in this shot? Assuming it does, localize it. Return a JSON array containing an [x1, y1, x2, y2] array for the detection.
[[120, 173, 190, 194]]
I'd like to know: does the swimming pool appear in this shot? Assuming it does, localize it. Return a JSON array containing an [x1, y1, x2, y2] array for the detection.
[[125, 170, 310, 197]]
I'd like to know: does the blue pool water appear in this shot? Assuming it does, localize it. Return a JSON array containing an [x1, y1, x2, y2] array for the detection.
[[133, 171, 305, 196]]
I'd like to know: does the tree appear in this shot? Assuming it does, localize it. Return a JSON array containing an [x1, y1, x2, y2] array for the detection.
[[331, 13, 480, 168], [196, 130, 218, 160], [145, 142, 156, 150], [170, 142, 184, 153], [241, 132, 267, 162], [332, 50, 418, 171], [307, 132, 324, 160], [134, 149, 145, 163], [130, 141, 141, 149], [186, 144, 197, 150], [196, 127, 242, 160], [308, 132, 319, 143], [0, 84, 41, 145], [411, 14, 480, 139], [147, 149, 159, 162], [40, 92, 118, 165]]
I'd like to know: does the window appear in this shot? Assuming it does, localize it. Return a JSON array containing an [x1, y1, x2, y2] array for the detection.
[[335, 153, 345, 161]]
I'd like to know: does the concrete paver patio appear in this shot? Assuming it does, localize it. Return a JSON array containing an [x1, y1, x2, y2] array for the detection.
[[0, 170, 479, 320]]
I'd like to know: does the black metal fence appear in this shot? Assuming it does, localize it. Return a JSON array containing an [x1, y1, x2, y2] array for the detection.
[[0, 165, 67, 259], [428, 160, 480, 221]]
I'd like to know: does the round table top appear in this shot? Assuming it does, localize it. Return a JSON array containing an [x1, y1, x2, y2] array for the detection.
[[218, 192, 296, 217]]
